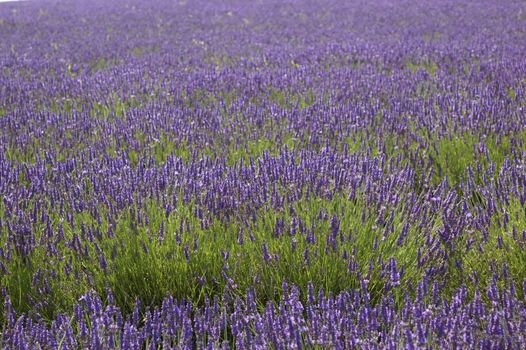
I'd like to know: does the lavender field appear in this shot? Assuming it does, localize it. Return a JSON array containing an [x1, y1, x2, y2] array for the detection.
[[1, 0, 526, 348]]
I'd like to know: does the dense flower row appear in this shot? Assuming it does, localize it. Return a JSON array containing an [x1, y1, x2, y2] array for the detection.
[[3, 279, 526, 349], [1, 0, 526, 348]]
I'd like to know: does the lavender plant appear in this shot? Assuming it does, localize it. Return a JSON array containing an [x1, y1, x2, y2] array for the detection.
[[1, 0, 526, 348]]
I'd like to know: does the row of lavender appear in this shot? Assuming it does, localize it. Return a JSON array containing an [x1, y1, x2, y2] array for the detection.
[[3, 281, 526, 349], [3, 148, 526, 347], [1, 0, 526, 348]]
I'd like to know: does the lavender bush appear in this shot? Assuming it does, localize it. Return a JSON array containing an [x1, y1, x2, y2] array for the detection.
[[1, 0, 525, 348]]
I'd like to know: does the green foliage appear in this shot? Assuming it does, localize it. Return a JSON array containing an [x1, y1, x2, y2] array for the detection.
[[1, 188, 447, 320], [449, 199, 526, 301]]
